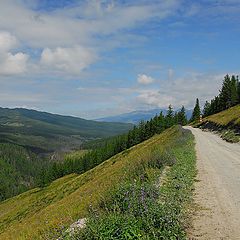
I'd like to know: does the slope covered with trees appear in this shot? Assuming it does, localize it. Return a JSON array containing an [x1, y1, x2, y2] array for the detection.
[[37, 105, 188, 186], [0, 143, 49, 201], [0, 107, 133, 153], [191, 74, 240, 142], [203, 74, 240, 117]]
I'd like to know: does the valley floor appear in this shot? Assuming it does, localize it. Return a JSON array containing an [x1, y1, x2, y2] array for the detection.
[[185, 127, 240, 239]]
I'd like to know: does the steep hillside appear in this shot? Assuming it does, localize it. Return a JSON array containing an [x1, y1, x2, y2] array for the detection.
[[198, 104, 240, 142], [0, 126, 196, 239], [0, 107, 133, 153], [202, 104, 240, 127]]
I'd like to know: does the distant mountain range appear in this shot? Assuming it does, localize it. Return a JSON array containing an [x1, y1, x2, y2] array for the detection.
[[0, 107, 133, 153], [96, 108, 193, 124]]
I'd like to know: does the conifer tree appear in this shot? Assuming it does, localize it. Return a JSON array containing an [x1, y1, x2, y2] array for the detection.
[[166, 105, 174, 128], [237, 76, 240, 103], [177, 106, 188, 125], [203, 101, 211, 117], [190, 98, 201, 122], [174, 112, 178, 125], [156, 111, 165, 133], [219, 74, 233, 110], [230, 75, 238, 106]]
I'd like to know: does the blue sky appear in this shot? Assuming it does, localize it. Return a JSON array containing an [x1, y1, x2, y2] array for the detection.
[[0, 0, 239, 119]]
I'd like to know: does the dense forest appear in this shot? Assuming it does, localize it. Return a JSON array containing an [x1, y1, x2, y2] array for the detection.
[[203, 74, 240, 117], [37, 105, 188, 187], [0, 144, 49, 201]]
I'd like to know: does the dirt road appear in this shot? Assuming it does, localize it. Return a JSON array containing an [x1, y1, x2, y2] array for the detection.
[[184, 126, 240, 240]]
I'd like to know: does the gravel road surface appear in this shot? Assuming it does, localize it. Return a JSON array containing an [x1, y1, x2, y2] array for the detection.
[[184, 126, 240, 240]]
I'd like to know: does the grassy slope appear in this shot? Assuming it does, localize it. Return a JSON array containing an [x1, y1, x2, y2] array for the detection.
[[198, 105, 240, 142], [0, 126, 196, 239], [0, 107, 133, 152], [202, 104, 240, 127]]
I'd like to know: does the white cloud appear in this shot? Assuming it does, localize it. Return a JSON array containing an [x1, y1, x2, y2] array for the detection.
[[0, 31, 29, 75], [0, 52, 29, 75], [137, 74, 155, 85], [137, 89, 175, 108], [0, 1, 180, 49], [40, 46, 97, 75], [0, 1, 181, 76], [0, 31, 17, 51]]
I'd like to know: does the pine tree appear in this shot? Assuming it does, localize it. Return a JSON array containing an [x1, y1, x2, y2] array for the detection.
[[165, 105, 174, 128], [219, 74, 232, 110], [236, 76, 240, 103], [156, 111, 165, 133], [174, 112, 178, 125], [138, 120, 146, 141], [230, 75, 238, 106], [237, 76, 240, 103], [177, 106, 188, 125], [190, 98, 201, 122], [203, 101, 211, 117]]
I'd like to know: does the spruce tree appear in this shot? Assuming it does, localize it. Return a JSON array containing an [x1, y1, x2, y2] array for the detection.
[[230, 75, 238, 106], [190, 98, 201, 122], [156, 111, 165, 133], [203, 101, 211, 117], [219, 74, 232, 110], [237, 76, 240, 103], [177, 106, 187, 125], [174, 112, 178, 125], [166, 105, 174, 128]]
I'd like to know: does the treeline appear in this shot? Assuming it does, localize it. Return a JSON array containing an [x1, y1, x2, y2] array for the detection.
[[203, 74, 240, 116], [37, 106, 188, 187], [0, 143, 48, 201]]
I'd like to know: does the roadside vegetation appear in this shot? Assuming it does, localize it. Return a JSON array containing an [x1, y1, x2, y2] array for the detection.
[[65, 127, 196, 240], [199, 105, 240, 142]]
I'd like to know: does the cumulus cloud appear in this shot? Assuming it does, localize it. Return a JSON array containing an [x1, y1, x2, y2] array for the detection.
[[137, 74, 155, 85], [0, 52, 29, 75], [0, 31, 29, 75], [40, 46, 97, 75], [0, 32, 17, 51], [0, 1, 191, 76]]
